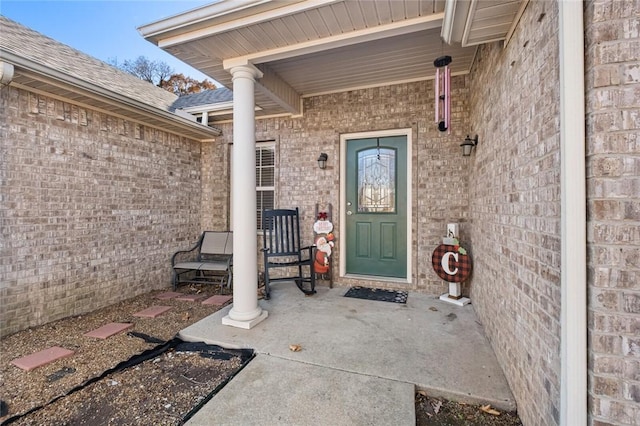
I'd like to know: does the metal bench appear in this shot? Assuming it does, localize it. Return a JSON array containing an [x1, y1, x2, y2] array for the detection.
[[171, 231, 233, 291]]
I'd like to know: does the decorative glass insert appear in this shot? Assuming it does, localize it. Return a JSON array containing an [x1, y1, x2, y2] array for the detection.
[[357, 147, 396, 213]]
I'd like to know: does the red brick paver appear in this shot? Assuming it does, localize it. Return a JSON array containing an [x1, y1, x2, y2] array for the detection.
[[175, 294, 208, 302], [11, 346, 75, 371], [133, 306, 172, 318], [83, 322, 134, 339], [202, 295, 233, 305]]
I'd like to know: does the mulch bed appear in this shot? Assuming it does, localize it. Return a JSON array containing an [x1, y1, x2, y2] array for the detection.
[[415, 391, 523, 425], [0, 284, 244, 425]]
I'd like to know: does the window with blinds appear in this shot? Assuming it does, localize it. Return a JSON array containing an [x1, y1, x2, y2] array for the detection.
[[255, 141, 275, 230], [229, 140, 276, 232]]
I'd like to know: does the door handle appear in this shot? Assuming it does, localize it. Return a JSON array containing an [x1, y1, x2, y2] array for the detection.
[[347, 211, 353, 215]]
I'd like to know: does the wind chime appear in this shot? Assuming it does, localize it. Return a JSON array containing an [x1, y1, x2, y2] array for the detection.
[[434, 55, 452, 133]]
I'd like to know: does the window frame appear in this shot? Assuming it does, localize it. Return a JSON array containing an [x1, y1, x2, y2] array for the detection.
[[255, 140, 276, 232]]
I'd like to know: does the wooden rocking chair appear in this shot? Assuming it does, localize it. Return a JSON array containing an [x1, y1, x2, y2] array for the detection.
[[261, 208, 316, 299]]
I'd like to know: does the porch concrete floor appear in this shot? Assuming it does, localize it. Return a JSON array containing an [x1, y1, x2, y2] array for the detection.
[[180, 283, 515, 425]]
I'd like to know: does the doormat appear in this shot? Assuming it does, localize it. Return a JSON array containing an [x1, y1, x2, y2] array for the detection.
[[344, 286, 408, 304]]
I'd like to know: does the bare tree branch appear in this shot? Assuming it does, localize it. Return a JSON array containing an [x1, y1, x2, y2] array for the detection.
[[109, 56, 216, 95]]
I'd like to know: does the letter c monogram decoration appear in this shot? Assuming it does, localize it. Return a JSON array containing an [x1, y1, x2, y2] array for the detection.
[[432, 244, 472, 283]]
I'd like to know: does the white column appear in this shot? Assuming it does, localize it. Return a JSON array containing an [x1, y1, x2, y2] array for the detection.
[[559, 1, 587, 424], [222, 64, 268, 329]]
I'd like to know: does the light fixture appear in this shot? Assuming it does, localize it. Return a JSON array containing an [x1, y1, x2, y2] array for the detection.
[[461, 135, 478, 157], [317, 153, 328, 169]]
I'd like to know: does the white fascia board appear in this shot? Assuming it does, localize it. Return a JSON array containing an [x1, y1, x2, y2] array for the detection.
[[181, 101, 235, 113], [142, 0, 340, 48], [460, 0, 478, 47], [210, 105, 263, 116], [181, 102, 263, 115], [138, 0, 272, 42], [2, 50, 220, 137], [441, 0, 458, 43], [504, 0, 529, 47], [223, 13, 444, 68], [441, 0, 471, 44], [173, 108, 198, 121], [461, 35, 512, 47]]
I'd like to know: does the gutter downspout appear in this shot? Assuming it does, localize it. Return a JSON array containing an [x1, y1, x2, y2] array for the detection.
[[558, 2, 587, 425]]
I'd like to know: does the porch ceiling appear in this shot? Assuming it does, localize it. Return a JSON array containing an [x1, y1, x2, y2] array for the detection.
[[140, 0, 525, 120]]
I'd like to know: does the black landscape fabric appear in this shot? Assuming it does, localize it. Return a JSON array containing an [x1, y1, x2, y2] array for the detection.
[[344, 286, 408, 304]]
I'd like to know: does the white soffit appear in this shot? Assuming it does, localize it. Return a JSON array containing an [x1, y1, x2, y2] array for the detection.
[[442, 0, 526, 47], [139, 0, 341, 47], [141, 1, 489, 118], [139, 1, 457, 77]]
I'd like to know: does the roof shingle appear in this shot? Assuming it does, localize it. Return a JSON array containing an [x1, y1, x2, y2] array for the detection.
[[0, 15, 178, 112], [171, 87, 233, 110]]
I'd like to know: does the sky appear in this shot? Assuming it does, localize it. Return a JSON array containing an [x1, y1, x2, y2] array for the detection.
[[1, 0, 216, 83]]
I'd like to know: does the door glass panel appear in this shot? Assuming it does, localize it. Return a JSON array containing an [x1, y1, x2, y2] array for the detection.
[[357, 148, 395, 213]]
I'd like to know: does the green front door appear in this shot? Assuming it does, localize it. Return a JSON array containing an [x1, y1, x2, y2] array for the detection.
[[345, 136, 407, 278]]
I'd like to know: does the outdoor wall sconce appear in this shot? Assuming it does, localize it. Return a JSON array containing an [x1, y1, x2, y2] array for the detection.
[[317, 153, 328, 169], [461, 135, 478, 157]]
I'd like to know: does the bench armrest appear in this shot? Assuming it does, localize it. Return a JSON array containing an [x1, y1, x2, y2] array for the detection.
[[171, 241, 201, 267]]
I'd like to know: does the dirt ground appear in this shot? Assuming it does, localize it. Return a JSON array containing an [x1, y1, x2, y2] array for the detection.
[[415, 391, 523, 425], [1, 284, 522, 425], [0, 283, 244, 425]]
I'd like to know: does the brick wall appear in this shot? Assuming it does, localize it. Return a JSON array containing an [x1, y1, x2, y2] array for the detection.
[[0, 86, 203, 337], [467, 1, 562, 425], [585, 1, 640, 424], [209, 77, 471, 294], [200, 140, 230, 231]]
